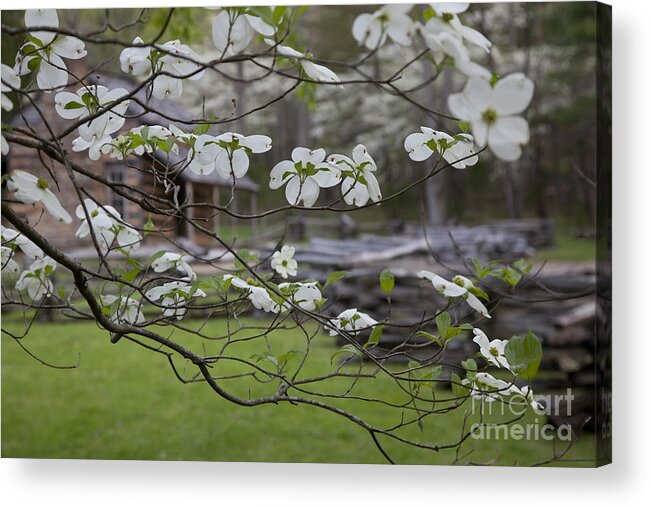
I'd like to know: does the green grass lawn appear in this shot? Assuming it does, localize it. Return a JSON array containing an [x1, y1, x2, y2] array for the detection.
[[2, 316, 598, 465]]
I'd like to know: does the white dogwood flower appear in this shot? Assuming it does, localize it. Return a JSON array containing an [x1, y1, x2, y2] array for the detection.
[[151, 252, 195, 280], [352, 4, 415, 49], [424, 3, 492, 52], [119, 38, 204, 100], [214, 132, 272, 179], [54, 85, 129, 121], [417, 270, 490, 318], [328, 308, 378, 336], [102, 295, 145, 325], [472, 328, 510, 369], [278, 282, 322, 312], [18, 9, 87, 91], [463, 372, 517, 403], [145, 281, 206, 320], [271, 245, 298, 279], [75, 198, 141, 254], [270, 147, 341, 207], [224, 275, 282, 314], [7, 170, 71, 224], [264, 39, 342, 86], [15, 257, 57, 301], [120, 37, 151, 75], [212, 9, 276, 55], [404, 127, 478, 168], [448, 73, 534, 161], [516, 385, 545, 412], [327, 144, 381, 207], [418, 29, 490, 79], [1, 225, 44, 259]]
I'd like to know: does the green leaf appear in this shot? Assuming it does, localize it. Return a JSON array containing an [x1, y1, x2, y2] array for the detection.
[[63, 101, 85, 110], [365, 324, 383, 349], [415, 330, 442, 347], [122, 267, 140, 283], [379, 269, 395, 298], [324, 270, 347, 288], [435, 311, 451, 339], [461, 358, 477, 372], [504, 331, 543, 380]]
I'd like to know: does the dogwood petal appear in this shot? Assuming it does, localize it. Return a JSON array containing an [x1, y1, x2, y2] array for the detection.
[[463, 76, 492, 112], [492, 73, 534, 115], [431, 3, 469, 14], [269, 160, 295, 189], [25, 9, 59, 45], [417, 270, 467, 297], [244, 14, 276, 36], [292, 147, 325, 165], [450, 17, 491, 52], [387, 13, 414, 46], [341, 177, 370, 207], [286, 177, 319, 207], [404, 132, 434, 161], [41, 189, 72, 223], [51, 36, 87, 59], [363, 170, 382, 202], [311, 165, 341, 188], [37, 54, 68, 91], [240, 134, 272, 153], [466, 293, 491, 318]]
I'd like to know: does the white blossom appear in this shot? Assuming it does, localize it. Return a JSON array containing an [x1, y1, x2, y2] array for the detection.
[[224, 275, 282, 314], [448, 73, 534, 161], [327, 144, 382, 206], [119, 38, 204, 100], [462, 372, 517, 403], [151, 252, 195, 281], [472, 328, 510, 369], [278, 282, 322, 312], [352, 4, 415, 50], [54, 85, 129, 121], [18, 9, 87, 92], [265, 39, 342, 86], [102, 295, 145, 325], [269, 147, 341, 207], [417, 270, 490, 318], [271, 245, 297, 279], [328, 308, 378, 336], [7, 170, 72, 224], [1, 225, 44, 259], [15, 257, 57, 301], [212, 9, 276, 55], [186, 132, 271, 178], [404, 127, 478, 168], [1, 246, 20, 276], [75, 198, 141, 254], [418, 28, 490, 79], [145, 281, 206, 320]]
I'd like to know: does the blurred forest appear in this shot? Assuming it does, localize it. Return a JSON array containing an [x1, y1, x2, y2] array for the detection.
[[1, 2, 599, 234]]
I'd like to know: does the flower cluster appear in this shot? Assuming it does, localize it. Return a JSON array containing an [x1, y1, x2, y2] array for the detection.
[[54, 85, 130, 161], [75, 199, 141, 255], [271, 245, 298, 279], [15, 9, 87, 92], [15, 257, 58, 301], [270, 145, 381, 207], [120, 37, 205, 100], [1, 225, 44, 277], [102, 295, 145, 325]]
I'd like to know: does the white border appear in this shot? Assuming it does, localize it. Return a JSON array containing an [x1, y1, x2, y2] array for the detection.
[[1, 1, 649, 505]]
